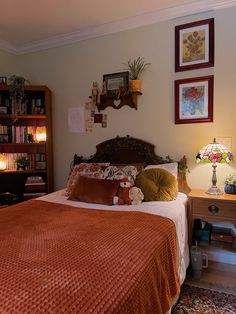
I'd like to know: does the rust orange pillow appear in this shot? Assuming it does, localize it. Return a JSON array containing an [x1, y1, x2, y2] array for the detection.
[[68, 176, 120, 205]]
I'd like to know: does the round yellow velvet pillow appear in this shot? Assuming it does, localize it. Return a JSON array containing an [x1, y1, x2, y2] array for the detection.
[[135, 168, 178, 201]]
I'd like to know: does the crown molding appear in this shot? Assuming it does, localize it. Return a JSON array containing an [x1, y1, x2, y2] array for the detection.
[[0, 39, 17, 54], [1, 0, 236, 55]]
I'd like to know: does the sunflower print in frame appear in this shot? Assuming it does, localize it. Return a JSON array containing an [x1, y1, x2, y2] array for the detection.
[[182, 30, 205, 63]]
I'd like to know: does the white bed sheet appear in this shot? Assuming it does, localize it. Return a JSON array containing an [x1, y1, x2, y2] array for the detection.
[[37, 190, 189, 284]]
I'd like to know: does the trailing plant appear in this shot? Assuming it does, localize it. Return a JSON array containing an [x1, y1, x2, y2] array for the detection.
[[8, 75, 29, 102], [8, 75, 29, 121], [124, 57, 151, 80]]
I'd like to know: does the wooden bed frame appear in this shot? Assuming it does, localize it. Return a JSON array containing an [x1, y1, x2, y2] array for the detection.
[[72, 135, 191, 195]]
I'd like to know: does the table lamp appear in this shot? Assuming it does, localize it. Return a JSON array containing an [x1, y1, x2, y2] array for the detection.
[[36, 126, 46, 142], [196, 138, 234, 195]]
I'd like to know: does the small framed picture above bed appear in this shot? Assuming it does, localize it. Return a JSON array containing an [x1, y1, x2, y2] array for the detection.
[[175, 75, 214, 124], [103, 71, 129, 95]]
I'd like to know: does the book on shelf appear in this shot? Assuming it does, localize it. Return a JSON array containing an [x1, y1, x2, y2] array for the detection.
[[25, 175, 44, 183], [25, 176, 46, 192], [25, 182, 46, 192], [23, 192, 47, 200], [2, 153, 35, 171]]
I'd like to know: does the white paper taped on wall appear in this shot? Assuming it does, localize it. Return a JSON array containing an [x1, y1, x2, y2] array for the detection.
[[68, 107, 85, 133]]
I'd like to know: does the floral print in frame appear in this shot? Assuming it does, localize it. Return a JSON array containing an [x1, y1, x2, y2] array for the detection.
[[175, 75, 214, 124]]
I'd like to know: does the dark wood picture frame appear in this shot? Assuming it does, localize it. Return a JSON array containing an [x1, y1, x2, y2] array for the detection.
[[103, 71, 129, 95], [175, 18, 214, 72], [175, 75, 214, 124], [0, 77, 7, 85]]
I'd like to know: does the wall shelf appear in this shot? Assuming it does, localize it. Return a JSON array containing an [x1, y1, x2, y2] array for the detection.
[[97, 91, 142, 111]]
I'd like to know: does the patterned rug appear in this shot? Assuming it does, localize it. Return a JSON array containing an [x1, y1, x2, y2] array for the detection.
[[172, 284, 236, 313]]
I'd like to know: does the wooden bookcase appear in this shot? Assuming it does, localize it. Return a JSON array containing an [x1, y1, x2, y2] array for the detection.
[[0, 85, 53, 201]]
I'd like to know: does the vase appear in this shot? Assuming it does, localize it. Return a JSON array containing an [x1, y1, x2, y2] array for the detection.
[[129, 80, 141, 92], [224, 184, 236, 194]]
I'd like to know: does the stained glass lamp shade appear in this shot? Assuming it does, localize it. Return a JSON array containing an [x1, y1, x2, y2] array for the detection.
[[196, 138, 234, 195]]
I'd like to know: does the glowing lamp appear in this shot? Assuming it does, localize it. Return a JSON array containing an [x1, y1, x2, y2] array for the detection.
[[36, 126, 46, 142], [196, 138, 234, 195], [0, 154, 7, 171]]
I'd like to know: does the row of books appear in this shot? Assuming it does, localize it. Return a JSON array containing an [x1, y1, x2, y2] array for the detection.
[[2, 153, 46, 171], [0, 126, 42, 143], [0, 97, 45, 115], [23, 175, 47, 200]]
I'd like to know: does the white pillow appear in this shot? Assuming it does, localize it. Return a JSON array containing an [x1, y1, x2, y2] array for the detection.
[[144, 162, 178, 179]]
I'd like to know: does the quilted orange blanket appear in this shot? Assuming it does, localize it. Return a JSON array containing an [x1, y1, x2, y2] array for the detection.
[[0, 200, 180, 314]]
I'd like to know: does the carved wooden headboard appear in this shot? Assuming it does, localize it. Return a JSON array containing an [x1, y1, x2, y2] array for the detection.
[[72, 135, 191, 194]]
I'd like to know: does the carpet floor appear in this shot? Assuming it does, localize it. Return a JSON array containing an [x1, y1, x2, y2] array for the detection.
[[172, 284, 236, 313]]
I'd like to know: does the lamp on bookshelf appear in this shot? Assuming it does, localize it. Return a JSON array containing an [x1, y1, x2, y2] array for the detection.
[[0, 154, 7, 171], [36, 126, 46, 142], [196, 138, 234, 195]]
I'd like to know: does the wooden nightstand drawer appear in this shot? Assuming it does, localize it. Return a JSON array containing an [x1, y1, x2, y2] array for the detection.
[[192, 199, 236, 219]]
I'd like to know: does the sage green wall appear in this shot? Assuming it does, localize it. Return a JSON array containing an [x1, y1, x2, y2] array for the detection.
[[15, 7, 236, 190], [0, 49, 17, 77]]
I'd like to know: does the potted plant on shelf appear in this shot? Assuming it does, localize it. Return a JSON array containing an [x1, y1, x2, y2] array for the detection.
[[124, 57, 151, 92], [15, 156, 29, 171], [224, 173, 236, 194], [8, 75, 29, 121]]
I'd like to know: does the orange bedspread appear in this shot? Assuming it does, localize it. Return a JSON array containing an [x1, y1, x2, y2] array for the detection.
[[0, 200, 180, 314]]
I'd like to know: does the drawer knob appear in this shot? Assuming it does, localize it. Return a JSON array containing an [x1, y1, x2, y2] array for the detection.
[[208, 205, 219, 214]]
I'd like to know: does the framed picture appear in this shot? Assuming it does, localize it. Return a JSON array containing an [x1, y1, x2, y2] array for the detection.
[[175, 18, 214, 72], [175, 75, 214, 124], [35, 161, 46, 170], [0, 107, 7, 114], [103, 71, 129, 95], [0, 134, 9, 143], [0, 76, 7, 85]]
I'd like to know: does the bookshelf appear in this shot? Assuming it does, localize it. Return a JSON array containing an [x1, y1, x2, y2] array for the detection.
[[0, 85, 53, 201]]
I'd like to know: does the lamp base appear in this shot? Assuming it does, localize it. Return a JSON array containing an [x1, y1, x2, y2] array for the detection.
[[206, 186, 224, 195]]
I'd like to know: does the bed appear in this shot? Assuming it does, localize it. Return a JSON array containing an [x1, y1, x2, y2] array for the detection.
[[0, 136, 190, 314]]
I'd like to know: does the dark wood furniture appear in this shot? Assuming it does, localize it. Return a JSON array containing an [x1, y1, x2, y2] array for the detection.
[[0, 85, 53, 201], [188, 189, 236, 264], [71, 135, 191, 195]]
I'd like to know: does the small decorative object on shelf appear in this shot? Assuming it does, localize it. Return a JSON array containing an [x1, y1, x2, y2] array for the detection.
[[124, 56, 151, 92], [0, 154, 7, 171], [91, 82, 100, 105], [0, 77, 7, 85], [8, 75, 29, 122], [224, 173, 236, 194], [15, 156, 29, 171], [36, 126, 46, 142]]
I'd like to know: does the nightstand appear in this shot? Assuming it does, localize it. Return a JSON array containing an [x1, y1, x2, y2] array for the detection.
[[188, 189, 236, 264]]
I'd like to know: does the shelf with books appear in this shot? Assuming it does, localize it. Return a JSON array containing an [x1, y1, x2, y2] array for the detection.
[[23, 175, 47, 200], [0, 85, 53, 200]]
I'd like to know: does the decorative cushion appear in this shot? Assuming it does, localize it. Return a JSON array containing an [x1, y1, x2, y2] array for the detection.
[[135, 168, 178, 201], [145, 162, 178, 179], [66, 163, 110, 196], [68, 176, 120, 205], [99, 165, 139, 186]]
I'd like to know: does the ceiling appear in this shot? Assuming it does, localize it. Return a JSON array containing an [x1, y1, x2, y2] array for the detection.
[[0, 0, 235, 54]]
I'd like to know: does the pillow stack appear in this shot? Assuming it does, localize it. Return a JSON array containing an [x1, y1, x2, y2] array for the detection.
[[66, 162, 178, 204]]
